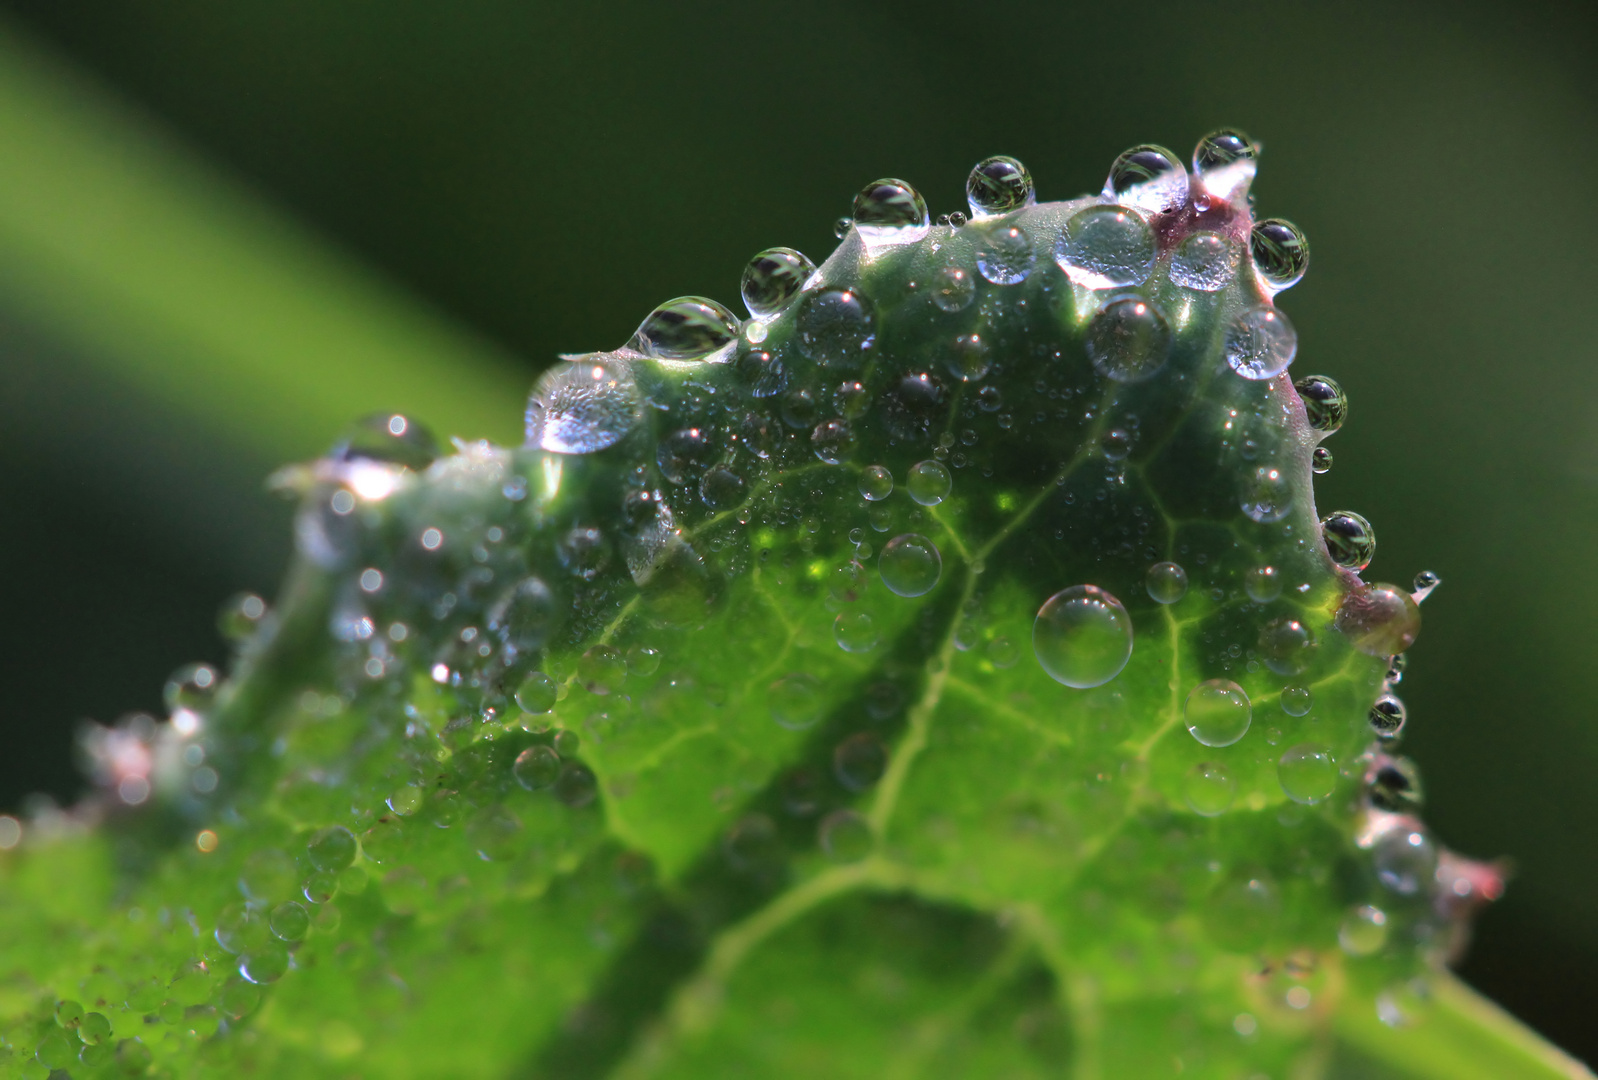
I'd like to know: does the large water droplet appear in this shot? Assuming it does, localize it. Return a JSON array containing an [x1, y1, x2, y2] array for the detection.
[[741, 247, 816, 317], [1184, 762, 1237, 816], [1225, 308, 1297, 380], [879, 534, 942, 597], [515, 672, 557, 713], [1185, 680, 1251, 746], [1259, 616, 1316, 675], [1278, 743, 1337, 804], [931, 265, 975, 312], [769, 673, 824, 730], [1146, 561, 1189, 604], [1241, 465, 1292, 523], [513, 745, 560, 790], [811, 419, 857, 465], [859, 465, 893, 501], [1192, 128, 1257, 201], [1169, 232, 1239, 291], [1335, 582, 1421, 657], [1056, 206, 1156, 290], [906, 460, 952, 506], [966, 155, 1035, 218], [1086, 295, 1171, 384], [1294, 374, 1347, 434], [1103, 144, 1188, 214], [1032, 585, 1134, 689], [976, 225, 1035, 285], [1250, 219, 1310, 292], [833, 611, 879, 654], [1280, 685, 1313, 716], [1321, 511, 1376, 571], [796, 288, 876, 369], [852, 178, 930, 248], [1369, 694, 1407, 739], [527, 355, 643, 454], [631, 296, 741, 359]]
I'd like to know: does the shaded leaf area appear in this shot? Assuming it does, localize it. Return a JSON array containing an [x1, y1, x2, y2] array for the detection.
[[0, 158, 1580, 1080]]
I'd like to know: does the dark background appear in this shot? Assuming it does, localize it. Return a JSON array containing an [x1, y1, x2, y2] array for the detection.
[[0, 0, 1593, 1063]]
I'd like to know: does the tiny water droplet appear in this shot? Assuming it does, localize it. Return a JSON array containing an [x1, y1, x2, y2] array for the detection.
[[833, 216, 853, 239], [1104, 144, 1188, 214], [1146, 561, 1189, 604], [1387, 652, 1407, 684], [1032, 585, 1134, 689], [931, 265, 975, 312], [1411, 570, 1441, 603], [1184, 762, 1236, 816], [1369, 694, 1407, 739], [1250, 219, 1310, 292], [852, 178, 930, 248], [833, 611, 879, 653], [1312, 446, 1333, 474], [879, 534, 942, 597], [1185, 680, 1251, 747], [1278, 743, 1337, 804], [1055, 206, 1156, 289], [657, 426, 718, 484], [1295, 374, 1347, 433], [1280, 685, 1313, 717], [632, 296, 741, 359], [513, 745, 560, 790], [1225, 308, 1298, 380], [966, 155, 1035, 218], [1169, 232, 1239, 291], [986, 636, 1019, 668], [1245, 565, 1282, 602], [1321, 511, 1376, 571], [859, 465, 894, 501], [906, 460, 952, 506], [741, 247, 816, 317], [1085, 295, 1171, 384], [975, 225, 1035, 285], [796, 288, 876, 369], [165, 662, 220, 712], [769, 673, 824, 730]]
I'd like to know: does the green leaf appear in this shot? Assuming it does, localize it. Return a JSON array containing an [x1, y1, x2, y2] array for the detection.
[[0, 141, 1585, 1079]]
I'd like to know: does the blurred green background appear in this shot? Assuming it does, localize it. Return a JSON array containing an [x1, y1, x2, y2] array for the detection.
[[0, 0, 1592, 1064]]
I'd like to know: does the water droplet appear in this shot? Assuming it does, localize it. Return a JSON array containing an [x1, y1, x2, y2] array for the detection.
[[1055, 206, 1156, 289], [1339, 905, 1389, 956], [1368, 755, 1423, 811], [1295, 374, 1347, 434], [579, 645, 627, 695], [165, 663, 220, 712], [1250, 219, 1310, 292], [489, 576, 561, 653], [699, 466, 748, 510], [1373, 827, 1437, 895], [1085, 295, 1171, 383], [1258, 616, 1316, 675], [1278, 744, 1337, 804], [554, 729, 580, 757], [240, 945, 290, 985], [527, 355, 642, 454], [1241, 465, 1292, 523], [781, 388, 818, 430], [931, 265, 975, 312], [976, 225, 1035, 285], [631, 296, 741, 359], [1146, 562, 1189, 604], [736, 345, 787, 399], [740, 247, 816, 317], [658, 426, 720, 485], [986, 636, 1019, 668], [833, 216, 853, 239], [796, 288, 876, 368], [1033, 585, 1134, 689], [859, 465, 894, 501], [833, 732, 888, 791], [1369, 694, 1407, 739], [1411, 570, 1442, 604], [906, 460, 952, 506], [834, 379, 869, 417], [879, 534, 942, 597], [269, 901, 310, 943], [1194, 128, 1257, 172], [1387, 652, 1408, 684], [879, 371, 946, 442], [852, 178, 930, 248], [513, 745, 560, 790], [1185, 680, 1251, 746], [1245, 565, 1282, 603], [1104, 144, 1188, 214], [769, 673, 824, 730], [810, 419, 856, 465], [625, 645, 662, 677], [944, 333, 991, 382], [218, 591, 270, 643], [1280, 686, 1313, 717], [966, 155, 1035, 218], [833, 611, 879, 654], [1225, 308, 1297, 380], [1321, 511, 1376, 571], [332, 412, 440, 471], [1184, 762, 1237, 817], [1169, 232, 1239, 291], [1101, 428, 1132, 461], [554, 762, 597, 808], [306, 826, 356, 873], [819, 809, 874, 862], [557, 525, 611, 580], [1312, 446, 1333, 474], [1335, 582, 1421, 656], [515, 672, 557, 713]]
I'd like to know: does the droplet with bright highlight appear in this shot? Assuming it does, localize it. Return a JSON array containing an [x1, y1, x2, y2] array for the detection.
[[1032, 585, 1134, 689]]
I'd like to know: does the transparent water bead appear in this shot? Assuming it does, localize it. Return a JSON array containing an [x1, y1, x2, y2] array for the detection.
[[1321, 510, 1376, 571], [1241, 465, 1292, 523], [819, 809, 873, 862], [1085, 295, 1171, 384], [1373, 827, 1438, 895], [740, 247, 816, 317], [489, 575, 561, 652], [1224, 308, 1298, 380], [527, 355, 643, 454], [631, 296, 741, 359], [906, 460, 952, 505], [879, 534, 942, 597], [811, 419, 857, 465], [1250, 218, 1311, 292], [1032, 585, 1134, 689], [1245, 565, 1282, 602], [859, 465, 893, 501], [1192, 127, 1258, 202], [1312, 446, 1333, 473], [1339, 905, 1389, 956], [1369, 694, 1408, 739], [1146, 561, 1188, 604], [1184, 762, 1237, 817], [1184, 680, 1251, 747], [1103, 144, 1188, 214], [1335, 582, 1422, 657], [1169, 232, 1239, 291], [515, 672, 557, 713], [1278, 743, 1337, 804], [966, 155, 1035, 218], [1259, 616, 1315, 675], [769, 672, 824, 730], [796, 288, 876, 368], [1369, 756, 1424, 812], [975, 225, 1035, 285], [945, 333, 990, 382], [931, 265, 975, 312], [1295, 374, 1347, 433], [1280, 685, 1313, 716], [852, 178, 930, 248], [1055, 206, 1156, 290], [833, 611, 879, 654], [332, 411, 440, 471], [1412, 569, 1442, 603], [513, 746, 560, 790]]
